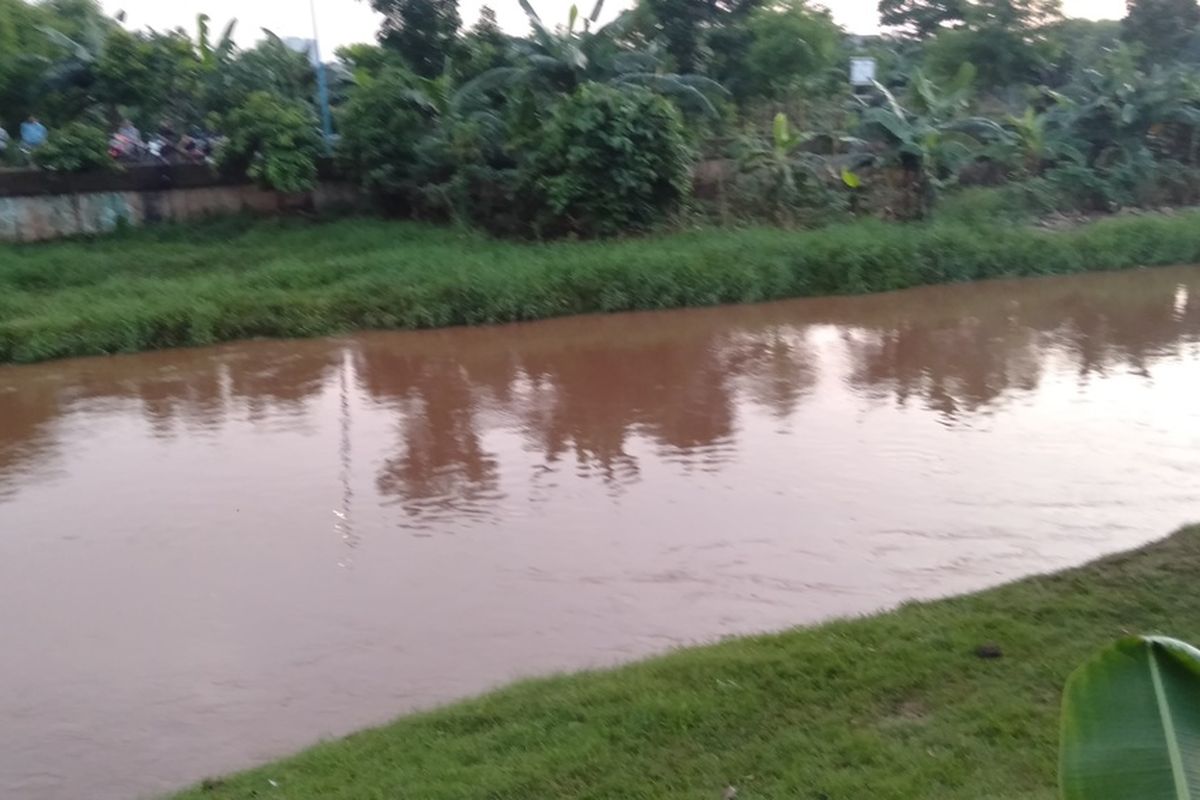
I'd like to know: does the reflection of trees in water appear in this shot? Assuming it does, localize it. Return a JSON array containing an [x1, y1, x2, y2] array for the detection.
[[843, 318, 1042, 417], [0, 381, 63, 501], [355, 346, 503, 527], [728, 330, 819, 420], [0, 343, 341, 500], [840, 270, 1200, 418], [518, 335, 738, 479], [2, 266, 1197, 517], [354, 314, 817, 517]]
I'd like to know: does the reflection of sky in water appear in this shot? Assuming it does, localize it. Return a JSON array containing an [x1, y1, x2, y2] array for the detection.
[[1, 265, 1199, 800]]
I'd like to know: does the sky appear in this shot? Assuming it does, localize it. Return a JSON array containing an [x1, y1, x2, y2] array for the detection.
[[99, 0, 1128, 54]]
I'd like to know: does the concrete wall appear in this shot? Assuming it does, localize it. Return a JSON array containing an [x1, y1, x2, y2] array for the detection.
[[0, 165, 361, 243]]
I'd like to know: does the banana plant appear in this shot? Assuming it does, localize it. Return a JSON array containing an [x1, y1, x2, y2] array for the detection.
[[736, 113, 867, 223], [857, 75, 1009, 217], [453, 0, 728, 117], [195, 14, 238, 73], [1061, 636, 1200, 800]]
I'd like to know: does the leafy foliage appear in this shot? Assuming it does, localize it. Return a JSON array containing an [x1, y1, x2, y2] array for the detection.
[[737, 1, 843, 101], [735, 113, 859, 224], [336, 68, 439, 203], [1123, 0, 1200, 65], [521, 83, 692, 237], [31, 119, 111, 171], [879, 0, 968, 39], [858, 70, 1010, 216], [454, 0, 729, 119], [372, 0, 462, 78], [1061, 636, 1200, 800], [219, 92, 322, 192], [453, 6, 513, 84], [639, 0, 760, 73]]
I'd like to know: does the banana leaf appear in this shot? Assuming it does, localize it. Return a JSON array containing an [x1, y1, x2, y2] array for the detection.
[[1061, 636, 1200, 800]]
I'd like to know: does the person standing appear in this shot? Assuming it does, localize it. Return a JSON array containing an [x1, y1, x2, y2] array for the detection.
[[20, 115, 48, 150], [0, 125, 10, 156]]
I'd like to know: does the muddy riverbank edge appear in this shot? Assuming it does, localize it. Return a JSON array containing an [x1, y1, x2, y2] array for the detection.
[[4, 211, 1200, 364], [169, 525, 1200, 800]]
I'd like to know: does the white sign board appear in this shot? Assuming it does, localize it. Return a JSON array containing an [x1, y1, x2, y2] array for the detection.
[[850, 57, 878, 87]]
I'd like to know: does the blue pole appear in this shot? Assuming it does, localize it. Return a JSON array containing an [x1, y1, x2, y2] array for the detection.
[[310, 0, 335, 152]]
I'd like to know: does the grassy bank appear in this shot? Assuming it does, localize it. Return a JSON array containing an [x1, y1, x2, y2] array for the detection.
[[4, 212, 1200, 364], [173, 527, 1199, 800]]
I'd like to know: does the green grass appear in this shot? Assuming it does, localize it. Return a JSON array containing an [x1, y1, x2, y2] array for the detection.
[[172, 527, 1200, 800], [5, 211, 1200, 364]]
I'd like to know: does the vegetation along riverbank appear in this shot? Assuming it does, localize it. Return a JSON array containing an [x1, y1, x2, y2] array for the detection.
[[4, 209, 1200, 365], [170, 525, 1200, 800]]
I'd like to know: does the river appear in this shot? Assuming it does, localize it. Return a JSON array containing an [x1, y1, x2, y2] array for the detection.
[[2, 266, 1199, 799]]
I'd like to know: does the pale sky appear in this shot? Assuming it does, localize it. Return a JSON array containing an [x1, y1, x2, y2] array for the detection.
[[99, 0, 1128, 54]]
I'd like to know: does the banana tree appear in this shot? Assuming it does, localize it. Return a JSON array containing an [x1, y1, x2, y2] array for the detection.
[[858, 76, 1009, 217], [194, 14, 238, 74], [985, 106, 1088, 177], [1061, 636, 1200, 800], [735, 113, 869, 224], [453, 0, 728, 117]]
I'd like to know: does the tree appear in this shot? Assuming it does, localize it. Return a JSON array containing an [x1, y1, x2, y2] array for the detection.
[[454, 6, 512, 83], [880, 0, 1060, 40], [1041, 18, 1122, 85], [879, 0, 968, 38], [337, 67, 440, 201], [454, 0, 728, 118], [919, 0, 1063, 87], [1122, 0, 1200, 64], [858, 70, 1010, 217], [212, 34, 315, 115], [0, 0, 55, 128], [737, 1, 844, 100], [522, 83, 692, 237], [219, 91, 323, 192], [369, 0, 461, 78], [640, 0, 760, 73]]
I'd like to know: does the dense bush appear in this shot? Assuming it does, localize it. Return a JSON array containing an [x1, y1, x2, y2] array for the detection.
[[336, 69, 438, 207], [31, 121, 113, 173], [218, 92, 323, 193], [520, 84, 693, 238]]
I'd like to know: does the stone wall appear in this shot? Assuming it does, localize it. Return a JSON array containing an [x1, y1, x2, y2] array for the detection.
[[0, 164, 361, 243]]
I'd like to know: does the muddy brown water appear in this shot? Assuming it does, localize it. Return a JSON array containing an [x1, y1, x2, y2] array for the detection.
[[2, 266, 1200, 799]]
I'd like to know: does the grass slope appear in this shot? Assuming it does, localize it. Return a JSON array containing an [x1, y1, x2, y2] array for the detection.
[[173, 526, 1199, 800], [4, 212, 1200, 364]]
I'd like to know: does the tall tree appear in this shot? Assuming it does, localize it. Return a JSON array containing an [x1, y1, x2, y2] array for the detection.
[[881, 0, 1060, 38], [711, 0, 843, 100], [1122, 0, 1200, 63], [641, 0, 760, 73], [369, 0, 461, 78], [454, 6, 511, 83], [911, 0, 1062, 86], [879, 0, 968, 38]]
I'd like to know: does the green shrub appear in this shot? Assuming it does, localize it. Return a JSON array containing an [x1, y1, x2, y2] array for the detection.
[[521, 83, 693, 238], [219, 92, 323, 192], [336, 68, 438, 207], [32, 122, 114, 173]]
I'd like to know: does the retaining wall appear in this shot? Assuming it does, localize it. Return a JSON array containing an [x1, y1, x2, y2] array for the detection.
[[0, 163, 360, 242]]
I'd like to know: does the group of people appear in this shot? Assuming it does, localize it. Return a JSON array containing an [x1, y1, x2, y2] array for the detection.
[[0, 116, 219, 166], [108, 120, 219, 165], [0, 115, 49, 159]]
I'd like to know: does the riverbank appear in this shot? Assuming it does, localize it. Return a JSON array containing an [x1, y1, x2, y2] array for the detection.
[[3, 212, 1200, 364], [170, 525, 1199, 799]]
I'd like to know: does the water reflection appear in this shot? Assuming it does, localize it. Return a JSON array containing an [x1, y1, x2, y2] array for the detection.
[[1, 267, 1198, 517]]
